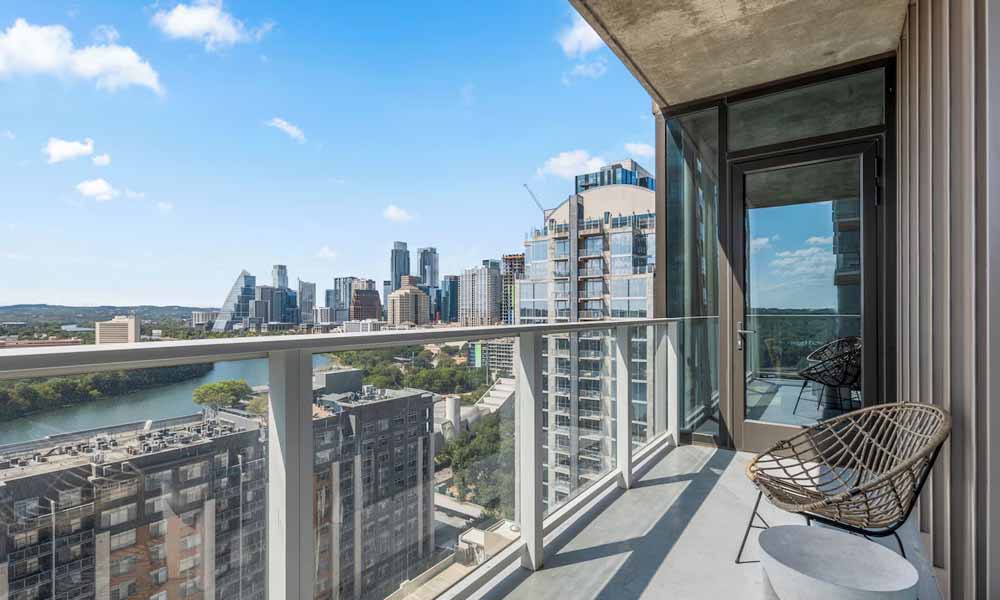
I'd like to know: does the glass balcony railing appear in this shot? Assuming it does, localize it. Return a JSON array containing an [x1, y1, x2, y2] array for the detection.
[[0, 317, 689, 600]]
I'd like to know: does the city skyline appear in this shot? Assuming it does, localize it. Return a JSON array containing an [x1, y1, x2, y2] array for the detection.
[[0, 1, 655, 306]]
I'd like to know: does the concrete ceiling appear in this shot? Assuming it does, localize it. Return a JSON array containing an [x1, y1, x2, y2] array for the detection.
[[570, 0, 907, 109]]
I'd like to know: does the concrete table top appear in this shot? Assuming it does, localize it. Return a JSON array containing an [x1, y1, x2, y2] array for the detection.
[[759, 525, 919, 599]]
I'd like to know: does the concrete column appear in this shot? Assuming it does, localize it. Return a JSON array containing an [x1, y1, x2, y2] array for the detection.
[[267, 349, 315, 600], [615, 326, 633, 489], [202, 498, 216, 600], [515, 332, 544, 570], [95, 531, 110, 600], [445, 396, 461, 433]]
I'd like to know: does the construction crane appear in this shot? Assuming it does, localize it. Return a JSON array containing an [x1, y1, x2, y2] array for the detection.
[[523, 183, 546, 216]]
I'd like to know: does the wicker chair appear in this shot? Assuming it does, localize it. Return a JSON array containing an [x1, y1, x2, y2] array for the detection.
[[735, 402, 951, 564], [793, 336, 863, 415]]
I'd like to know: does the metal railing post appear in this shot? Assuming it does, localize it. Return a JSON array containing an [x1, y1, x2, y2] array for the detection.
[[267, 349, 315, 599], [666, 321, 681, 443], [515, 332, 543, 571], [615, 326, 633, 489]]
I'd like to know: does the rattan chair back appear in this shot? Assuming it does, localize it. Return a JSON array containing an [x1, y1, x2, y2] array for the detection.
[[748, 402, 951, 531]]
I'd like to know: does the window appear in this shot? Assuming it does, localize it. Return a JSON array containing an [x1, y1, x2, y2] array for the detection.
[[145, 495, 168, 515], [110, 529, 136, 551], [179, 554, 200, 573], [214, 451, 229, 470], [145, 470, 171, 492], [58, 487, 82, 508], [179, 483, 207, 505], [151, 567, 168, 585], [110, 580, 136, 600], [181, 534, 201, 550], [149, 519, 168, 538], [14, 498, 39, 521], [111, 555, 136, 576], [149, 592, 168, 600], [178, 461, 207, 482], [101, 504, 136, 528], [149, 543, 166, 562], [14, 529, 38, 549]]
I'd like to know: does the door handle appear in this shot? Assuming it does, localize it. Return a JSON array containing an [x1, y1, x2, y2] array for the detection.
[[736, 321, 755, 351]]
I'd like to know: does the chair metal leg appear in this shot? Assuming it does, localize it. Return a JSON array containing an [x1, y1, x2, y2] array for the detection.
[[736, 491, 768, 564], [892, 531, 906, 558], [793, 380, 808, 415]]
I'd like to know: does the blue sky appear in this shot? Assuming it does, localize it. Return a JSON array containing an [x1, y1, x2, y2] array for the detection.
[[0, 1, 654, 306]]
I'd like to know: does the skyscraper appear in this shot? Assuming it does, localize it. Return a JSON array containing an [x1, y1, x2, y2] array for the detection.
[[331, 276, 358, 322], [459, 259, 502, 326], [501, 253, 525, 325], [417, 247, 439, 287], [387, 275, 430, 326], [272, 264, 289, 289], [212, 270, 256, 331], [382, 280, 392, 317], [349, 288, 382, 321], [298, 279, 316, 323], [518, 159, 656, 509], [390, 241, 410, 291], [441, 275, 460, 323]]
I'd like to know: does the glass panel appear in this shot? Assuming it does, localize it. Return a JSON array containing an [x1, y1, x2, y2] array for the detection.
[[677, 318, 721, 436], [744, 157, 863, 426], [545, 328, 616, 516], [666, 107, 721, 437], [0, 359, 273, 600], [319, 344, 518, 599], [729, 68, 884, 151]]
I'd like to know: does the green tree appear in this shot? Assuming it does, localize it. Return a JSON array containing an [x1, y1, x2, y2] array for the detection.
[[246, 394, 268, 416], [192, 380, 253, 409]]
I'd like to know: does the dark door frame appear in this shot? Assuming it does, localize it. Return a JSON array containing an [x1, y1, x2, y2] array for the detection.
[[665, 56, 896, 450], [728, 140, 881, 452]]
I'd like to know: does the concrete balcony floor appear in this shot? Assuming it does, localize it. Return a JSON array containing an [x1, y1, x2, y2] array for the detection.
[[475, 445, 940, 600]]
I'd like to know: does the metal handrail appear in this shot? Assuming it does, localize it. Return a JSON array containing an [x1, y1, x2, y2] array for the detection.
[[0, 318, 675, 381]]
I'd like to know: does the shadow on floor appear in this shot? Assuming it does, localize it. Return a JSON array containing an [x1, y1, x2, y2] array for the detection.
[[478, 447, 733, 600]]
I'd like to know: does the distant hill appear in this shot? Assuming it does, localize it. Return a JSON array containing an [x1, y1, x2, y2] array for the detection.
[[0, 304, 219, 325]]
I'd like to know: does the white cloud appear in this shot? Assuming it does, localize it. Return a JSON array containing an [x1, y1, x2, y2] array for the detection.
[[561, 58, 607, 85], [316, 245, 338, 260], [91, 24, 119, 44], [124, 188, 144, 199], [624, 142, 654, 159], [43, 137, 93, 163], [0, 19, 162, 94], [75, 178, 118, 201], [266, 117, 305, 143], [806, 235, 833, 245], [156, 201, 174, 214], [92, 153, 111, 166], [557, 13, 603, 58], [770, 246, 835, 276], [537, 149, 605, 180], [382, 204, 414, 223], [1, 129, 13, 140], [749, 236, 773, 253], [152, 1, 272, 51]]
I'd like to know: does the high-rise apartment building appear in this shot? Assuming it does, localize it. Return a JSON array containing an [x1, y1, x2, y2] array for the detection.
[[416, 248, 439, 288], [518, 160, 656, 509], [95, 315, 140, 344], [458, 260, 502, 327], [212, 270, 256, 332], [0, 414, 267, 600], [349, 289, 382, 321], [389, 242, 410, 292], [387, 276, 430, 326], [440, 276, 459, 323], [0, 379, 436, 600], [500, 253, 525, 325], [314, 306, 334, 324], [299, 280, 317, 324], [312, 384, 435, 600], [272, 264, 289, 290]]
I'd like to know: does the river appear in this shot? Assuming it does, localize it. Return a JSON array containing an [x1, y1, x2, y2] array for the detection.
[[0, 355, 332, 446]]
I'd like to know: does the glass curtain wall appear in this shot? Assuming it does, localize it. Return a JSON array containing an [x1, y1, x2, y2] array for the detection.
[[665, 108, 721, 437]]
